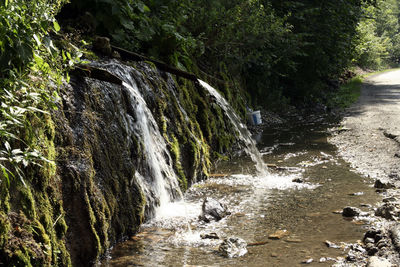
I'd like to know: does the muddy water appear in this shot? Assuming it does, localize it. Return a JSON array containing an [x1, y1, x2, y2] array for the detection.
[[101, 117, 381, 267]]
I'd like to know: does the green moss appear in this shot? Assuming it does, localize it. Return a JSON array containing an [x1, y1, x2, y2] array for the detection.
[[169, 135, 187, 190], [19, 186, 36, 220], [0, 106, 71, 266], [144, 60, 157, 69], [84, 192, 102, 256], [12, 250, 33, 267], [0, 212, 10, 247]]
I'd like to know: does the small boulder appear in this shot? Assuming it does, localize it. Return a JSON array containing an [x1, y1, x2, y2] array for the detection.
[[199, 197, 231, 223], [93, 36, 112, 56], [383, 197, 398, 203], [375, 203, 400, 220], [390, 224, 400, 251], [364, 237, 375, 244], [374, 179, 395, 189], [364, 229, 382, 242], [342, 206, 361, 217], [218, 237, 247, 258], [365, 243, 378, 256]]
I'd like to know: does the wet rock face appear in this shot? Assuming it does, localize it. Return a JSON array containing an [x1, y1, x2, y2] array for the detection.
[[199, 197, 231, 222], [218, 237, 248, 258], [55, 76, 146, 266], [53, 60, 242, 265]]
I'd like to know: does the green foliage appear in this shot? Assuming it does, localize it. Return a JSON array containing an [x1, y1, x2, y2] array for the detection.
[[0, 0, 64, 71], [0, 0, 77, 265], [354, 0, 400, 69], [66, 0, 198, 66], [61, 0, 400, 108], [187, 0, 299, 106], [267, 0, 368, 101], [0, 0, 81, 186]]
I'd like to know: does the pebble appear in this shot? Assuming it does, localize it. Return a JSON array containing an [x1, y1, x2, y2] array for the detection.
[[346, 253, 356, 262], [200, 232, 219, 240], [325, 240, 340, 249], [301, 258, 313, 264], [292, 178, 304, 183], [349, 191, 364, 196], [268, 230, 290, 240]]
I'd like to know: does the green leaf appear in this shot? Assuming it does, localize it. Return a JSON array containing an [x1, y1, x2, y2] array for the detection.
[[138, 2, 150, 13], [33, 53, 44, 67], [0, 164, 10, 188], [53, 21, 61, 32]]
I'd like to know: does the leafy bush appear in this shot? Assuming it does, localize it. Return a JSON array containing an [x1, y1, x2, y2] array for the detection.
[[0, 0, 77, 186]]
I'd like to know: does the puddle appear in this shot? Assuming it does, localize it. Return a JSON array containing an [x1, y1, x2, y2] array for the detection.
[[100, 117, 381, 267]]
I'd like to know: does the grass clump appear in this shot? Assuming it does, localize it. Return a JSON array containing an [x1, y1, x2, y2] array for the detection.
[[328, 77, 362, 109]]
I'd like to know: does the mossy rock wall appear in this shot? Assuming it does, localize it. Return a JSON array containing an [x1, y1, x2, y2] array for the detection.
[[0, 114, 71, 266], [0, 60, 243, 266]]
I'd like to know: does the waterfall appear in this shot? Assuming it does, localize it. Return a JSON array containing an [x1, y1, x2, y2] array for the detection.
[[198, 80, 268, 176], [86, 60, 267, 221], [94, 61, 183, 218]]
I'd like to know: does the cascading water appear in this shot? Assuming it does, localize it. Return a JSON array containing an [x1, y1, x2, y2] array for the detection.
[[88, 61, 267, 224], [92, 61, 183, 218], [123, 81, 181, 209], [198, 80, 268, 176]]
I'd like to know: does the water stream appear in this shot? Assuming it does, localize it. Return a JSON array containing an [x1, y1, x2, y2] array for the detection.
[[100, 105, 381, 266]]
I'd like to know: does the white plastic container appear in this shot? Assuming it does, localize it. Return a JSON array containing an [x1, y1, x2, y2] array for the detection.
[[248, 110, 262, 125]]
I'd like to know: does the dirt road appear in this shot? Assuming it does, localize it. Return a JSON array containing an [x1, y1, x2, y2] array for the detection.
[[329, 70, 400, 266], [330, 70, 400, 180]]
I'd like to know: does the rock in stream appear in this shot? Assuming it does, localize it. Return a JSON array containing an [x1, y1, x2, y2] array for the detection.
[[218, 237, 248, 258], [199, 197, 231, 223]]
